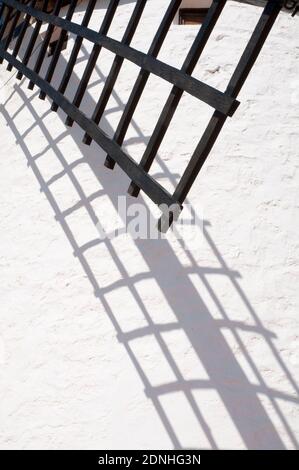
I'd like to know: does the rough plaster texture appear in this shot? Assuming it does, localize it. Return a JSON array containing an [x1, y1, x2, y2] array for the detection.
[[0, 0, 298, 450]]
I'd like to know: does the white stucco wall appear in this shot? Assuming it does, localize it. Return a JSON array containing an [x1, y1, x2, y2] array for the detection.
[[0, 0, 298, 450]]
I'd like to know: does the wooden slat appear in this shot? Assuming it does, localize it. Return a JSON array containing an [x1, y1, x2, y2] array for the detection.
[[6, 0, 38, 72], [0, 2, 6, 25], [39, 0, 78, 100], [51, 0, 97, 112], [0, 0, 26, 65], [64, 0, 120, 127], [104, 0, 182, 169], [27, 0, 64, 90], [15, 0, 49, 81], [158, 0, 283, 232], [82, 0, 147, 145], [0, 3, 13, 42], [127, 0, 227, 198]]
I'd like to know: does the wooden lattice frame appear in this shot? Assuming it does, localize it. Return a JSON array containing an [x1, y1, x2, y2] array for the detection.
[[0, 0, 295, 231]]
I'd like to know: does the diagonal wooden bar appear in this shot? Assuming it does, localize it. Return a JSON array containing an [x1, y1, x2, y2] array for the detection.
[[104, 0, 182, 169], [15, 0, 49, 80], [127, 0, 227, 198], [27, 0, 64, 90], [158, 0, 283, 232], [38, 0, 78, 100], [51, 0, 97, 112], [64, 0, 120, 127], [6, 0, 38, 72], [82, 0, 147, 146]]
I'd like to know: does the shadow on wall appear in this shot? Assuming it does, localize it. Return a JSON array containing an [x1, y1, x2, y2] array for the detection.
[[0, 35, 298, 450]]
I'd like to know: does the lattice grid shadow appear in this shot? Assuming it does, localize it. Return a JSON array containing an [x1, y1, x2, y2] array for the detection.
[[0, 0, 296, 230]]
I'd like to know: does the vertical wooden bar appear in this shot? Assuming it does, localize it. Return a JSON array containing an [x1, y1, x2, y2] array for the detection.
[[6, 0, 38, 72], [27, 0, 64, 90], [127, 0, 226, 197], [158, 0, 283, 232], [65, 0, 120, 127], [0, 3, 13, 42], [0, 0, 26, 65], [50, 0, 97, 112], [82, 0, 147, 145], [39, 0, 78, 100], [0, 2, 6, 26], [16, 0, 49, 80], [104, 0, 181, 169]]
